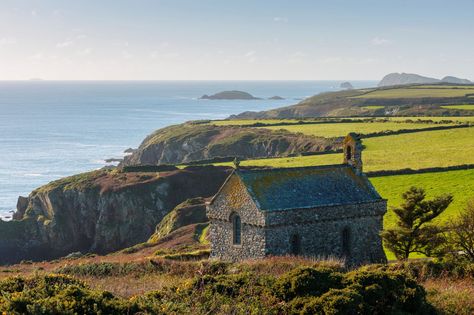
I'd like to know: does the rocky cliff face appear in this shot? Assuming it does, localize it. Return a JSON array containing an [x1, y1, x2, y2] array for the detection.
[[0, 166, 231, 264], [122, 123, 340, 166]]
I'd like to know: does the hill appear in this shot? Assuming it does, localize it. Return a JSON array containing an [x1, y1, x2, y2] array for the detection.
[[378, 73, 472, 87], [121, 123, 340, 166], [231, 84, 474, 119]]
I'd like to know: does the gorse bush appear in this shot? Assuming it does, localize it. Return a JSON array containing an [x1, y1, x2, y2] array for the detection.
[[272, 267, 343, 301], [0, 265, 436, 314], [0, 274, 134, 314]]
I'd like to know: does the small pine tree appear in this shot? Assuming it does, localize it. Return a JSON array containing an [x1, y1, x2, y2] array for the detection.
[[381, 186, 453, 260]]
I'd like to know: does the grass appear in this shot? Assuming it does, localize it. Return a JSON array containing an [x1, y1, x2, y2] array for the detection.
[[212, 119, 302, 126], [386, 116, 474, 122], [353, 87, 474, 99], [425, 278, 474, 315], [362, 127, 474, 171], [261, 121, 452, 138], [441, 104, 474, 110], [214, 153, 341, 168], [370, 169, 474, 229], [362, 105, 385, 110]]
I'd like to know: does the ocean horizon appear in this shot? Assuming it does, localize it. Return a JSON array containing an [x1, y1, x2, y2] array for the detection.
[[0, 80, 377, 219]]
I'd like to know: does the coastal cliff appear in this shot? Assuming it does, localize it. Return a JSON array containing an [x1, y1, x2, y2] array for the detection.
[[122, 123, 340, 166], [0, 166, 230, 264]]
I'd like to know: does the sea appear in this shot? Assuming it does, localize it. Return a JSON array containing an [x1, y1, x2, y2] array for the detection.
[[0, 80, 377, 220]]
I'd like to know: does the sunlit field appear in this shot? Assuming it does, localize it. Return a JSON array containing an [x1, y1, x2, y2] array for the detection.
[[441, 104, 474, 110], [260, 121, 452, 138], [363, 127, 474, 171], [353, 86, 474, 98]]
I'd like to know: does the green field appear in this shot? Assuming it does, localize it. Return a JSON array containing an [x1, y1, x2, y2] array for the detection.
[[441, 104, 474, 110], [371, 169, 474, 260], [362, 105, 385, 110], [370, 169, 474, 229], [212, 126, 474, 172], [386, 116, 474, 122], [214, 153, 340, 168], [212, 119, 300, 126], [353, 87, 474, 99], [213, 116, 474, 127], [363, 127, 474, 171], [261, 121, 452, 138]]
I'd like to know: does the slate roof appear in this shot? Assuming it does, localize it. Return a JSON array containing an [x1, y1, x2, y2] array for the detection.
[[236, 165, 382, 211]]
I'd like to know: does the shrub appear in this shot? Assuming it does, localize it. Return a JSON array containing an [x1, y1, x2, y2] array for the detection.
[[272, 267, 343, 301], [0, 274, 134, 314], [344, 269, 431, 314]]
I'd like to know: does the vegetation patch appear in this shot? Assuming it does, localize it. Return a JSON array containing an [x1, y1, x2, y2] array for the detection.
[[370, 169, 474, 229], [353, 86, 474, 99], [441, 104, 474, 110], [363, 127, 474, 171], [260, 121, 454, 138]]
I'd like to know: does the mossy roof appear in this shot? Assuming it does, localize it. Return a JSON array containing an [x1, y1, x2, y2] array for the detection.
[[236, 165, 382, 211]]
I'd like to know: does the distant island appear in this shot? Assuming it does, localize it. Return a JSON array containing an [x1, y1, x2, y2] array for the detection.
[[200, 90, 261, 100], [378, 72, 472, 87], [268, 95, 285, 100], [340, 82, 354, 90]]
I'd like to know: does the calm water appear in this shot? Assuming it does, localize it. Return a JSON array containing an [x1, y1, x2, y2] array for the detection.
[[0, 80, 376, 219]]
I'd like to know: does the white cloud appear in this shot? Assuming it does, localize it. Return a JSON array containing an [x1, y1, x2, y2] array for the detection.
[[56, 40, 74, 48], [288, 51, 307, 63], [244, 51, 257, 63], [244, 51, 256, 57], [29, 53, 44, 61], [320, 56, 343, 64], [273, 17, 288, 23], [31, 10, 37, 16], [0, 37, 17, 45], [77, 48, 92, 56], [371, 37, 392, 46], [121, 51, 133, 59]]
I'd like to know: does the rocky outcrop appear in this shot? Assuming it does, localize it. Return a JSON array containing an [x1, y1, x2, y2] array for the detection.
[[268, 96, 285, 100], [0, 166, 231, 264], [13, 196, 29, 220], [200, 90, 260, 100], [148, 197, 208, 242], [340, 82, 354, 90], [121, 123, 340, 166]]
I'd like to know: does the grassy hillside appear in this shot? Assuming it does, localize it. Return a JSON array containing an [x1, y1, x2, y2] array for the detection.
[[215, 116, 474, 125], [213, 127, 474, 172], [260, 121, 453, 138], [231, 84, 474, 119], [371, 169, 474, 229], [441, 104, 474, 110], [363, 127, 474, 171], [353, 86, 474, 99]]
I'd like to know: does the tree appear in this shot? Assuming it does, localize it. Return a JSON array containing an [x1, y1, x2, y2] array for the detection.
[[445, 199, 474, 262], [381, 187, 453, 260]]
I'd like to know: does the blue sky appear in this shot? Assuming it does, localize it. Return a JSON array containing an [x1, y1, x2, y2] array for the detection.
[[1, 0, 473, 80]]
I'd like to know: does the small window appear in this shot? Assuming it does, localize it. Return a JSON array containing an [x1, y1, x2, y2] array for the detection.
[[290, 234, 301, 255], [342, 227, 351, 257], [346, 145, 352, 161], [232, 214, 241, 245]]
